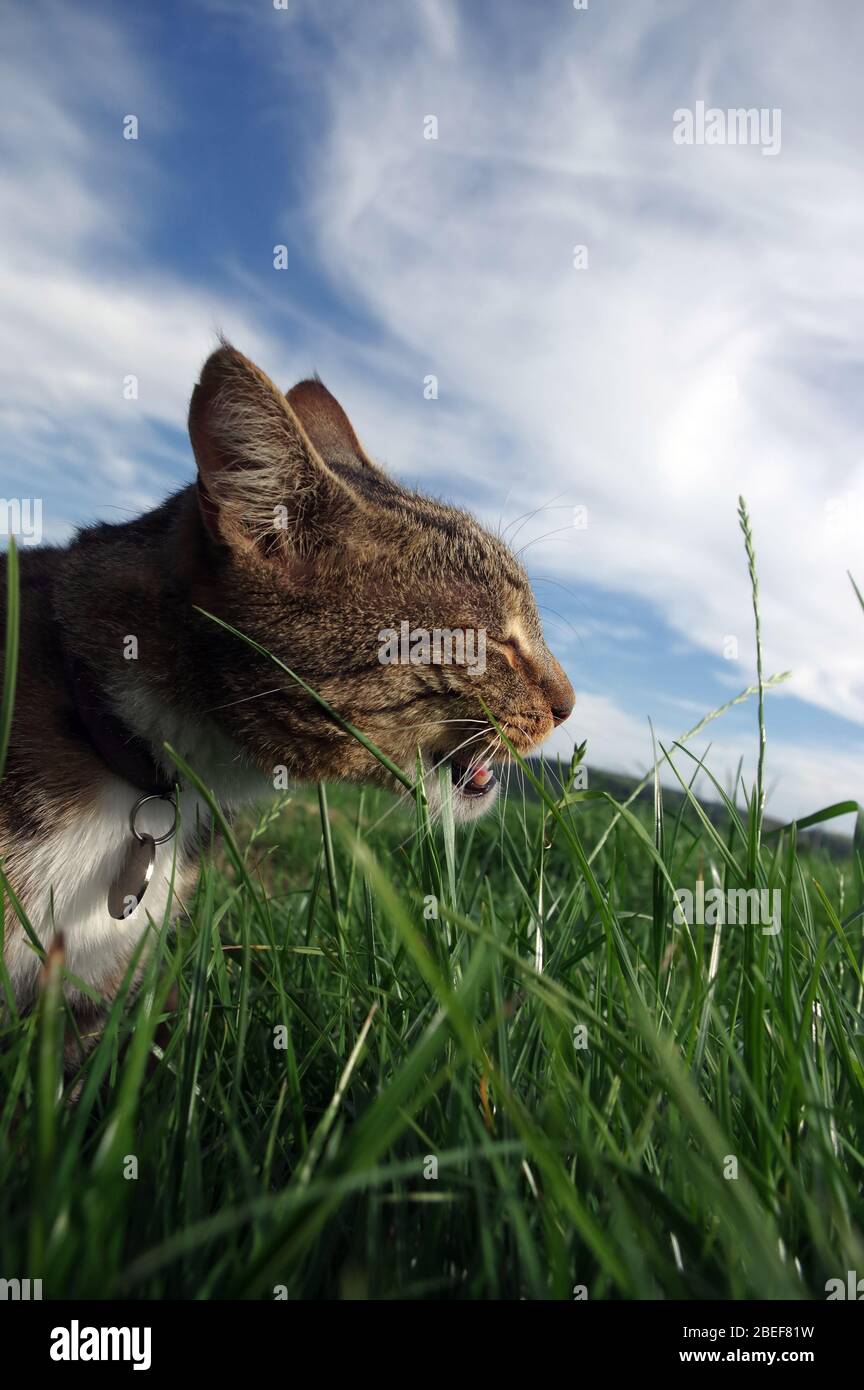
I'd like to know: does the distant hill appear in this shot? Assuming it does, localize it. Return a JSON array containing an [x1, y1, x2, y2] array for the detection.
[[513, 758, 857, 859]]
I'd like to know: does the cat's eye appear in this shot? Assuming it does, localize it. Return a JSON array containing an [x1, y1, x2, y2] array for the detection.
[[497, 637, 524, 669]]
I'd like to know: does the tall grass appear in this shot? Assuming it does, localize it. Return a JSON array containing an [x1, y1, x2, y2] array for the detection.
[[0, 515, 862, 1299]]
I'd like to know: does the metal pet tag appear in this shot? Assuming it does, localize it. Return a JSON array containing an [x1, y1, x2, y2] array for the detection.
[[107, 792, 177, 921], [108, 833, 156, 920]]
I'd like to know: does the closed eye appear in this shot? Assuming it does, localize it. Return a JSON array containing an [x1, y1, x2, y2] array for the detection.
[[495, 637, 526, 670]]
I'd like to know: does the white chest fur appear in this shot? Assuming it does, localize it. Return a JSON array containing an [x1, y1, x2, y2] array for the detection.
[[6, 778, 204, 1008], [4, 696, 274, 1011]]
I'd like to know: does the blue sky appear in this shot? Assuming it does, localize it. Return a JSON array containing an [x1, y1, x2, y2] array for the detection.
[[2, 0, 864, 827]]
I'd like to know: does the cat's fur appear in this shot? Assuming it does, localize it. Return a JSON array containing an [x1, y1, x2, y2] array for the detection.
[[0, 344, 574, 1050]]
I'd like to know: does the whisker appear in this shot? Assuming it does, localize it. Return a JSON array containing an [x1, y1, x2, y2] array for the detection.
[[458, 732, 502, 787], [403, 731, 501, 851], [502, 492, 574, 546], [516, 522, 580, 557], [364, 727, 493, 837], [402, 718, 488, 729], [528, 573, 590, 611], [203, 686, 287, 714], [495, 482, 517, 540], [536, 604, 583, 644]]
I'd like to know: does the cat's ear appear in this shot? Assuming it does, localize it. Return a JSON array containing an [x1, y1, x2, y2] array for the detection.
[[286, 378, 381, 472], [188, 343, 362, 557]]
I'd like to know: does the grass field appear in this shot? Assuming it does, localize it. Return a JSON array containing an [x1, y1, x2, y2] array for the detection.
[[1, 515, 864, 1301]]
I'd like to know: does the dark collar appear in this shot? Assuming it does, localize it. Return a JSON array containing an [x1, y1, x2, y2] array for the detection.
[[63, 649, 175, 796]]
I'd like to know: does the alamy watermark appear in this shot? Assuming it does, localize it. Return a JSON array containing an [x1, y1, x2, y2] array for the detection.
[[378, 621, 486, 675], [49, 1321, 151, 1370], [673, 101, 781, 156], [673, 883, 781, 935], [826, 1270, 864, 1299], [0, 497, 42, 545], [0, 1276, 42, 1299]]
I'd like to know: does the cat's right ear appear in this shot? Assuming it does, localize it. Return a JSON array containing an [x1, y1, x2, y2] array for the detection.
[[188, 342, 362, 558]]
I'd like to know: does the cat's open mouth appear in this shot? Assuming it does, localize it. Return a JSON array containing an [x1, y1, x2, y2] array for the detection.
[[449, 753, 498, 800]]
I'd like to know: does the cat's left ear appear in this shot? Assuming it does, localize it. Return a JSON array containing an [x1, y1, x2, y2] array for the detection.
[[286, 378, 382, 473], [188, 343, 364, 558]]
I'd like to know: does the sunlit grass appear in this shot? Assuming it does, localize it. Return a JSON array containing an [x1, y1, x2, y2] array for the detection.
[[1, 510, 863, 1299]]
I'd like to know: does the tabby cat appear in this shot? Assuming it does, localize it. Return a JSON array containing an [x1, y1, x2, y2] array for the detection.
[[0, 344, 574, 1054]]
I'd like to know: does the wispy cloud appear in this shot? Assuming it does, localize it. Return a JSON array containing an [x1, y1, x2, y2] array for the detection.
[[1, 0, 862, 824], [0, 2, 281, 530]]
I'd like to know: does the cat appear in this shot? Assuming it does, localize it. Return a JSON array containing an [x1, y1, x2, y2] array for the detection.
[[0, 342, 574, 1058]]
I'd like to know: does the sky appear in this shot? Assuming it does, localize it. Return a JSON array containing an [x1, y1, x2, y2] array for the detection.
[[1, 0, 864, 829]]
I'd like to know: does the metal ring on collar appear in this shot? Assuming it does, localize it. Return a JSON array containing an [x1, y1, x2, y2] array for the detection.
[[130, 792, 178, 846]]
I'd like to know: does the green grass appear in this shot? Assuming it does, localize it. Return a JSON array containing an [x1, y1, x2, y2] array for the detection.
[[1, 512, 864, 1299]]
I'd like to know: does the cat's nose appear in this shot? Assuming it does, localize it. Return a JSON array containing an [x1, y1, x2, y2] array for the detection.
[[543, 656, 575, 726]]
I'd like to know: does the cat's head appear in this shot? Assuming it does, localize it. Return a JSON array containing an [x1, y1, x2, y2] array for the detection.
[[186, 344, 574, 821]]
